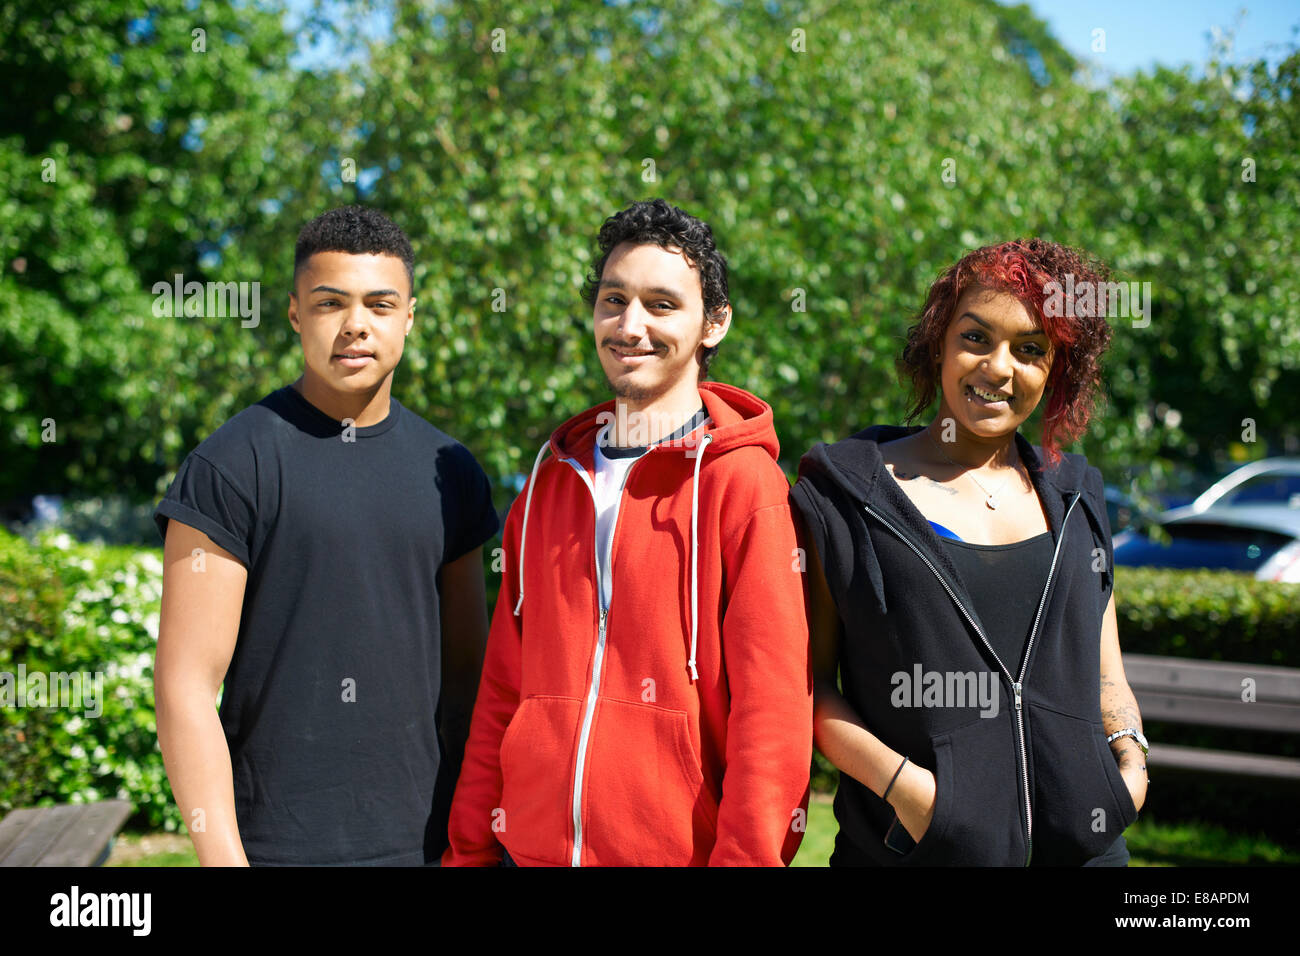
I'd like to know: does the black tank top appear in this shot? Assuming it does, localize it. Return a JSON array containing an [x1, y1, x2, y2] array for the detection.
[[939, 533, 1054, 673]]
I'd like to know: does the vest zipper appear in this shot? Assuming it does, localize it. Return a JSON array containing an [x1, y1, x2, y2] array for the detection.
[[1015, 491, 1081, 865], [861, 495, 1079, 866]]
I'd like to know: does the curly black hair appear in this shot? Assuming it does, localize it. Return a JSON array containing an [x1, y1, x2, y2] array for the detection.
[[582, 198, 730, 379], [293, 205, 415, 296]]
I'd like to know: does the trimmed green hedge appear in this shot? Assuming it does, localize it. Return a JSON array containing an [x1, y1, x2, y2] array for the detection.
[[3, 529, 1296, 824], [1114, 567, 1300, 666]]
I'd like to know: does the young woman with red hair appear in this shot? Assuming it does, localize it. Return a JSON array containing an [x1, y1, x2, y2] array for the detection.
[[791, 239, 1148, 866]]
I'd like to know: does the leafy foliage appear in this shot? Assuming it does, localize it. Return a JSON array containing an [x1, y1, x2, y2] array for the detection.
[[0, 528, 176, 829], [3, 0, 1297, 517], [0, 0, 334, 503]]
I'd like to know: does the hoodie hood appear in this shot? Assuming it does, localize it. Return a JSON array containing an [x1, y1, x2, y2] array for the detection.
[[511, 382, 783, 683], [794, 424, 1111, 615], [547, 381, 780, 463], [801, 424, 1092, 506]]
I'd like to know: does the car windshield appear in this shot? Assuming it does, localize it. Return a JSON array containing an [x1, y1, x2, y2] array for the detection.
[[1114, 522, 1293, 572], [1217, 473, 1300, 508]]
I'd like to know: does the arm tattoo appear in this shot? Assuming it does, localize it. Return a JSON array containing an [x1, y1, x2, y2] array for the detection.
[[1100, 667, 1146, 770]]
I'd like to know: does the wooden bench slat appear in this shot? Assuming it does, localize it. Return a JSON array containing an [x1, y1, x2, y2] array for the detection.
[[0, 805, 85, 867], [1133, 689, 1300, 732], [1124, 653, 1300, 703], [0, 809, 37, 862], [1118, 654, 1300, 785], [1149, 743, 1300, 782], [34, 800, 133, 867]]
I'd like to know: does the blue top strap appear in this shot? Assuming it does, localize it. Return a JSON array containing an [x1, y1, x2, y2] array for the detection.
[[928, 519, 964, 542]]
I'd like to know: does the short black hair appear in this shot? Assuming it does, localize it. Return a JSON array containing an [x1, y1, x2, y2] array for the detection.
[[581, 198, 730, 379], [293, 205, 415, 295]]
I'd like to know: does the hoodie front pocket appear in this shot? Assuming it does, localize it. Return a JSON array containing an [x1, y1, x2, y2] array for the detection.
[[899, 719, 1027, 866], [580, 698, 717, 866], [1027, 702, 1139, 865], [886, 740, 951, 866], [498, 695, 584, 866]]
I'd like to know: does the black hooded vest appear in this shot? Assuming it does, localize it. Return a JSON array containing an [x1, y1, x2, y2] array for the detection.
[[790, 425, 1138, 866]]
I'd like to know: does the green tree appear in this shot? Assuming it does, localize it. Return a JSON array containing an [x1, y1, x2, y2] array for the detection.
[[0, 0, 329, 504], [2, 0, 1296, 516]]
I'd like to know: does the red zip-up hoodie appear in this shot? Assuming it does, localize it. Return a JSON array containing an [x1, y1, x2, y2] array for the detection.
[[443, 383, 813, 866]]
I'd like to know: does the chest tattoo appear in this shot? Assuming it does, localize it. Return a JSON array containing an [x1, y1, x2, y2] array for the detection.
[[892, 470, 960, 495]]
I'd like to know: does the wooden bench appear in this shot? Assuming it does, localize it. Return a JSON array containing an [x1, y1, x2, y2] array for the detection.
[[1124, 653, 1300, 786], [0, 800, 133, 867]]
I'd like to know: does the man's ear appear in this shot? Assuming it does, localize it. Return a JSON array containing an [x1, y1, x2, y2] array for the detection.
[[405, 296, 416, 336], [702, 303, 732, 348], [288, 291, 301, 334]]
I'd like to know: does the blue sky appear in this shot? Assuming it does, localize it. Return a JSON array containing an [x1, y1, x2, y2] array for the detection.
[[1003, 0, 1300, 74]]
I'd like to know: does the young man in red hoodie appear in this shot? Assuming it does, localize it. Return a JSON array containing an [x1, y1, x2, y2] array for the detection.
[[444, 198, 812, 867]]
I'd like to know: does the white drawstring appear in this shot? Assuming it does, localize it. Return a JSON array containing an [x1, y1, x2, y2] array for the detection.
[[514, 440, 552, 615], [687, 434, 713, 681]]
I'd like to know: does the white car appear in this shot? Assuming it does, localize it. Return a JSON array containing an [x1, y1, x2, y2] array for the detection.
[[1188, 457, 1300, 513], [1114, 504, 1300, 582]]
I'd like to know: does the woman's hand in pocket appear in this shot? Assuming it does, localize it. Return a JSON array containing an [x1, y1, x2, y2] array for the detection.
[[1111, 737, 1147, 814], [1119, 758, 1148, 814], [888, 761, 937, 843]]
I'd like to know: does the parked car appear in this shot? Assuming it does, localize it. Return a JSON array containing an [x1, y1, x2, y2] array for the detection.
[[1113, 503, 1300, 582], [1187, 457, 1300, 513]]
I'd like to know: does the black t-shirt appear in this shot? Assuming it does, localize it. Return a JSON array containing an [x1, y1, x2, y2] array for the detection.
[[154, 385, 498, 865]]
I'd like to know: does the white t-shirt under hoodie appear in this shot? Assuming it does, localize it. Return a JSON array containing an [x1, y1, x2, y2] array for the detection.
[[591, 406, 710, 609]]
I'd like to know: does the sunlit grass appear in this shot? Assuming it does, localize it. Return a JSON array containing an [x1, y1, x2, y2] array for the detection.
[[789, 797, 1299, 867], [105, 803, 1299, 867]]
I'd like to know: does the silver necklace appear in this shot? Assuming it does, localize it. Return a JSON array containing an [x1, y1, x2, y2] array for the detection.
[[927, 428, 1014, 510]]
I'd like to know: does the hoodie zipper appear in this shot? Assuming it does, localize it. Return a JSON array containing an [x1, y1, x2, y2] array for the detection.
[[860, 492, 1080, 866], [561, 453, 641, 867]]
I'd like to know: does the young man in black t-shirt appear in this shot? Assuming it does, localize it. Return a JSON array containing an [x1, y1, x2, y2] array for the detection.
[[153, 206, 498, 865]]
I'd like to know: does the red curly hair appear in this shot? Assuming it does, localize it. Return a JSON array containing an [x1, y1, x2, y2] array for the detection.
[[899, 238, 1114, 466]]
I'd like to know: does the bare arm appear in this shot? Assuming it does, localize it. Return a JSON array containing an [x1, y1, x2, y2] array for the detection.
[[1099, 591, 1147, 812], [805, 528, 936, 842], [153, 521, 249, 866], [437, 546, 490, 781]]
